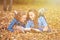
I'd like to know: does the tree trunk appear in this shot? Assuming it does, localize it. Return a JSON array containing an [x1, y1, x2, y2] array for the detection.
[[3, 0, 13, 11], [8, 0, 13, 11], [3, 0, 7, 11]]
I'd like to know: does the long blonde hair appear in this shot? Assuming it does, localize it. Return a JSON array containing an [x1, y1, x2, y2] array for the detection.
[[27, 9, 39, 28]]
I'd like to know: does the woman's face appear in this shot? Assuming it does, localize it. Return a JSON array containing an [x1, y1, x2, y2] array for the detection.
[[20, 15, 27, 22], [29, 12, 35, 20]]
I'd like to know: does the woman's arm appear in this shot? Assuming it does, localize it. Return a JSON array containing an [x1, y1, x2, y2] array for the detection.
[[8, 18, 17, 32], [38, 16, 49, 31], [40, 17, 48, 31]]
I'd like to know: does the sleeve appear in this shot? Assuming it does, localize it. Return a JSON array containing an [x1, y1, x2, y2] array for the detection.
[[8, 18, 17, 32], [25, 21, 31, 28], [25, 20, 34, 28], [40, 17, 48, 27]]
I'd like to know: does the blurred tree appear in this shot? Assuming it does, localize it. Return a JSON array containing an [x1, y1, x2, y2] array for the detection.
[[3, 0, 13, 11], [3, 0, 7, 11], [8, 0, 13, 11]]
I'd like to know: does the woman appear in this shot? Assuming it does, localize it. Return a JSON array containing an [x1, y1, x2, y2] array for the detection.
[[25, 9, 39, 32], [38, 8, 51, 32], [8, 10, 27, 32]]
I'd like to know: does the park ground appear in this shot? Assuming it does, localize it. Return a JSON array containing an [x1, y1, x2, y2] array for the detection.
[[0, 4, 60, 40]]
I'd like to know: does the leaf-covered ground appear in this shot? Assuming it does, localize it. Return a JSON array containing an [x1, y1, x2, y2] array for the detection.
[[0, 5, 60, 40]]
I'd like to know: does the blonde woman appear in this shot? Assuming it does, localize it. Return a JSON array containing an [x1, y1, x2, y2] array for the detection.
[[38, 8, 51, 32]]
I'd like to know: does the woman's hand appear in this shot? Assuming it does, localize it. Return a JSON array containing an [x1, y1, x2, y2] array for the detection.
[[43, 26, 48, 31]]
